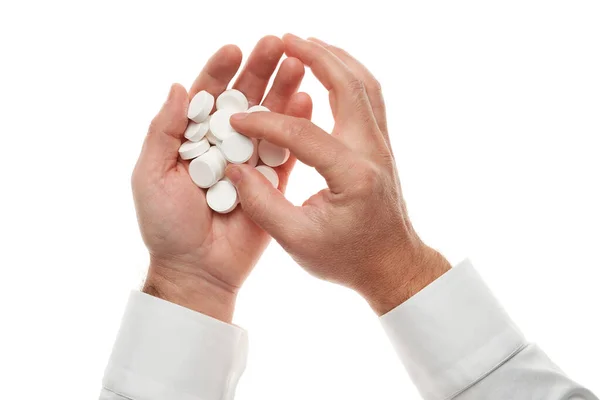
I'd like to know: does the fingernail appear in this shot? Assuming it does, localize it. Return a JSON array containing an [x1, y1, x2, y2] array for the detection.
[[230, 113, 249, 122], [226, 166, 243, 185]]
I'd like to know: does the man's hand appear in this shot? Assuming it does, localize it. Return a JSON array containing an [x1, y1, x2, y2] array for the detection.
[[132, 36, 312, 322], [225, 34, 450, 315]]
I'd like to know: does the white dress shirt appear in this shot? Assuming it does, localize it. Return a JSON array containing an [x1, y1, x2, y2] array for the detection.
[[99, 260, 598, 400]]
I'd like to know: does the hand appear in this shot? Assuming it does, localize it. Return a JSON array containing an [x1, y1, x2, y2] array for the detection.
[[225, 34, 451, 315], [132, 36, 312, 322]]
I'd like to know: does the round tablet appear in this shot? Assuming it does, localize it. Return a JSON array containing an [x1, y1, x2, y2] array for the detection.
[[258, 140, 290, 167], [183, 119, 210, 142], [205, 130, 220, 145], [206, 180, 239, 214], [188, 90, 214, 123], [188, 146, 227, 188], [247, 105, 270, 113], [255, 165, 279, 188], [178, 139, 210, 160], [216, 89, 249, 113], [209, 109, 236, 141], [245, 138, 259, 167], [219, 133, 254, 164]]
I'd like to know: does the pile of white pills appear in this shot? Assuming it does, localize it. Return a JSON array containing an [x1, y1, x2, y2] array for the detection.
[[179, 89, 290, 214]]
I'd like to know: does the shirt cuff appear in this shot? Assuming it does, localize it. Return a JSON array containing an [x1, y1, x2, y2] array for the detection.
[[102, 291, 248, 400], [380, 259, 526, 400]]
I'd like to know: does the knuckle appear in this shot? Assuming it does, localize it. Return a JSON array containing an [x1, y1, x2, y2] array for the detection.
[[379, 149, 396, 167], [285, 118, 313, 141], [148, 116, 162, 135], [367, 78, 383, 95], [353, 161, 383, 195], [346, 78, 366, 94], [243, 191, 267, 221]]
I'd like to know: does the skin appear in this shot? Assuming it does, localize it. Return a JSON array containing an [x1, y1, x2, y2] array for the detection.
[[132, 36, 312, 322], [133, 34, 450, 323], [225, 35, 451, 315]]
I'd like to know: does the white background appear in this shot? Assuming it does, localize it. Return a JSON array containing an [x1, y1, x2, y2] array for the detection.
[[0, 1, 598, 398]]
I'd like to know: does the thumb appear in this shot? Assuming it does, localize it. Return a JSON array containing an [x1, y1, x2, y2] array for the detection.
[[226, 163, 306, 244], [138, 84, 189, 174]]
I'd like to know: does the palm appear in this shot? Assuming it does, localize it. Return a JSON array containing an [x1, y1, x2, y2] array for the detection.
[[167, 164, 268, 287], [133, 37, 310, 291]]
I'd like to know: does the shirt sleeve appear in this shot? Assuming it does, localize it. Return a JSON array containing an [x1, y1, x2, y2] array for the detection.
[[380, 259, 598, 400], [99, 291, 248, 400]]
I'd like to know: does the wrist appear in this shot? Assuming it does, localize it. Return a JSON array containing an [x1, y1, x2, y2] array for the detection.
[[143, 259, 238, 323], [359, 242, 451, 316]]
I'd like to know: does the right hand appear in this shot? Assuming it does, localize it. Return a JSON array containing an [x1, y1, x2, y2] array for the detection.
[[226, 35, 451, 315]]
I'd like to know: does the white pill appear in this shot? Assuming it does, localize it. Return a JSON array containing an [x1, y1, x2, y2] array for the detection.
[[209, 109, 236, 141], [206, 180, 239, 214], [245, 138, 259, 167], [205, 129, 220, 145], [216, 89, 249, 113], [183, 119, 210, 142], [188, 91, 214, 123], [219, 132, 255, 164], [188, 146, 227, 188], [178, 139, 210, 160], [255, 165, 279, 188], [258, 140, 290, 167], [247, 105, 270, 113]]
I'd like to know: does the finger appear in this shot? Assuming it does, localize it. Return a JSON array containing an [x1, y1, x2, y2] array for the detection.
[[189, 44, 243, 99], [230, 111, 353, 192], [308, 38, 390, 148], [226, 163, 310, 246], [232, 36, 284, 106], [276, 92, 313, 192], [138, 84, 189, 174], [261, 57, 305, 113], [282, 34, 378, 136]]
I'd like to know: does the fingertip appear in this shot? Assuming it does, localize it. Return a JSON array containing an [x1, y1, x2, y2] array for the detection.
[[280, 57, 305, 76], [228, 112, 253, 134], [282, 33, 302, 44], [295, 92, 313, 107], [282, 34, 318, 67], [225, 163, 246, 185], [228, 161, 299, 239], [261, 57, 306, 112], [230, 112, 249, 122], [228, 112, 262, 137], [219, 44, 243, 64], [250, 36, 284, 68], [258, 35, 285, 54], [286, 92, 313, 118], [205, 44, 243, 80], [168, 83, 188, 104], [282, 34, 309, 54], [158, 83, 188, 135], [277, 58, 305, 89]]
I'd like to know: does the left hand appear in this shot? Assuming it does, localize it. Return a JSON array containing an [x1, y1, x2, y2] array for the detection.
[[132, 36, 312, 322]]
